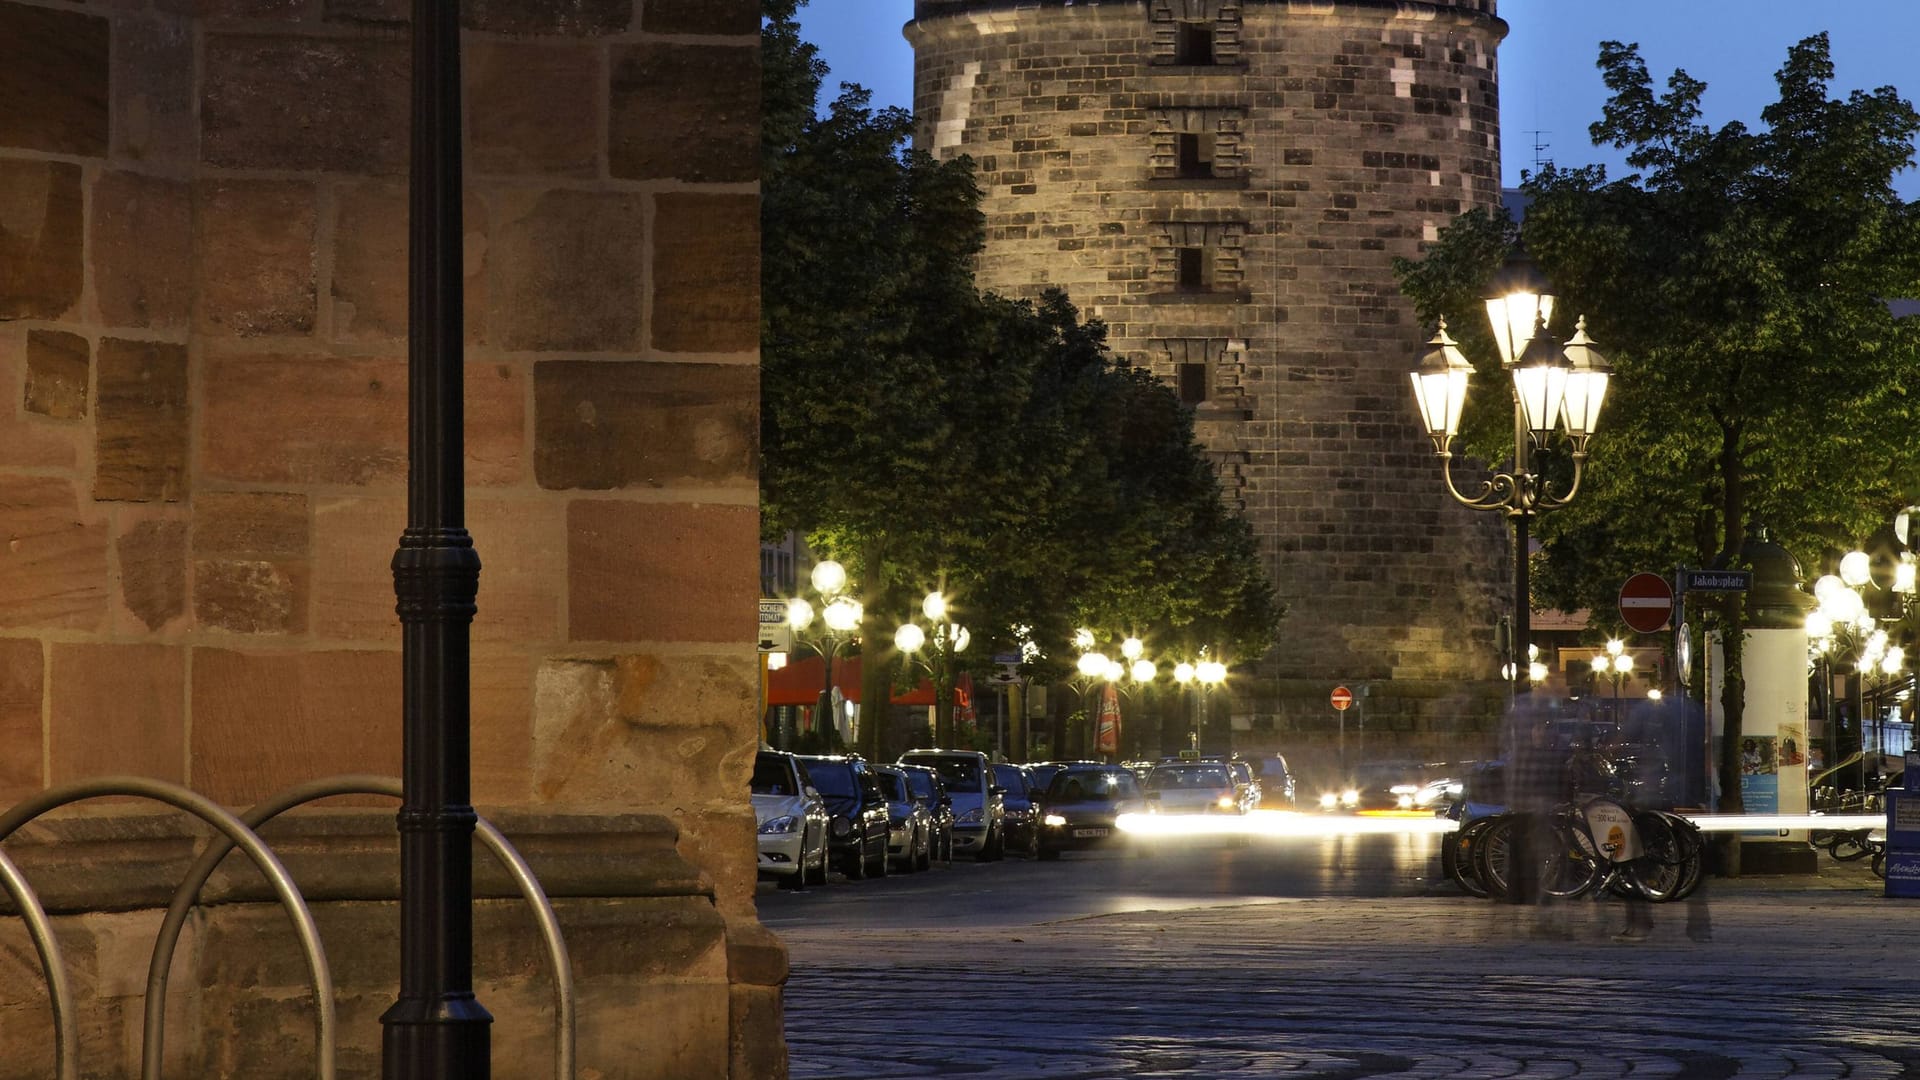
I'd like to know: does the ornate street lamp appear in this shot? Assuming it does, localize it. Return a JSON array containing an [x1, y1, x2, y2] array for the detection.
[[785, 560, 862, 750], [1806, 553, 1907, 796], [1409, 250, 1613, 692], [1589, 638, 1634, 724], [896, 591, 970, 747]]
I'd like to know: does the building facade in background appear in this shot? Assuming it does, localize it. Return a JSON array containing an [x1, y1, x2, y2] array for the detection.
[[0, 1, 776, 1075], [907, 0, 1514, 753]]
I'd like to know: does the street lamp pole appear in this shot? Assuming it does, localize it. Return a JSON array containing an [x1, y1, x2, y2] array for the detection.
[[1173, 662, 1196, 753], [384, 0, 490, 1072], [1195, 659, 1227, 755], [1408, 250, 1612, 693]]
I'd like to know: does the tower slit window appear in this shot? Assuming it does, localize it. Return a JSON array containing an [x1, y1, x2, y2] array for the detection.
[[1176, 247, 1208, 291], [1177, 132, 1214, 178], [1178, 362, 1210, 404]]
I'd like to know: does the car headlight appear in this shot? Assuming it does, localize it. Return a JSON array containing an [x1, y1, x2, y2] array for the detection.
[[1216, 796, 1237, 810], [1396, 794, 1414, 810], [830, 816, 852, 837], [957, 808, 984, 824], [1341, 789, 1359, 806], [1318, 792, 1337, 810], [758, 815, 799, 835], [1043, 813, 1067, 827]]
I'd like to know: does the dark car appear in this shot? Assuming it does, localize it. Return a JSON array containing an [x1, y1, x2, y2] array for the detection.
[[1037, 764, 1146, 858], [1252, 754, 1297, 808], [796, 755, 891, 879], [899, 763, 956, 863], [993, 763, 1042, 859], [873, 765, 933, 872]]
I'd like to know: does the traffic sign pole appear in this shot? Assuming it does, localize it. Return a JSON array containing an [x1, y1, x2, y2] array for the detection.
[[1331, 686, 1352, 772]]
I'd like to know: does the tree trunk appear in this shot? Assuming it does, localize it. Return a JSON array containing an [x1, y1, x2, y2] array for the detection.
[[1713, 423, 1746, 874], [858, 536, 892, 762]]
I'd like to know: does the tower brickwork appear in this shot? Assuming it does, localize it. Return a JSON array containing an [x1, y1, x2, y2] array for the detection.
[[908, 0, 1514, 747]]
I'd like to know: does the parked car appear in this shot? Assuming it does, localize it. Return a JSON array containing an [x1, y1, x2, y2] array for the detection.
[[1037, 763, 1146, 858], [1026, 761, 1070, 799], [1252, 754, 1297, 808], [752, 750, 830, 889], [1143, 762, 1244, 815], [993, 763, 1042, 859], [898, 749, 1005, 860], [873, 765, 933, 872], [796, 755, 891, 878], [898, 763, 955, 863], [1227, 761, 1261, 814]]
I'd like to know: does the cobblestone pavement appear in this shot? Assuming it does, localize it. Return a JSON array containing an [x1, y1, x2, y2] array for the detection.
[[780, 860, 1920, 1078]]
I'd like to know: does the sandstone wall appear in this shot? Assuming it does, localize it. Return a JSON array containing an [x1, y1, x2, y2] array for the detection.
[[908, 0, 1515, 737], [0, 0, 776, 1075]]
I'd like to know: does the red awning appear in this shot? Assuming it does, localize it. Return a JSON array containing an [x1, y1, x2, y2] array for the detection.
[[765, 656, 970, 708]]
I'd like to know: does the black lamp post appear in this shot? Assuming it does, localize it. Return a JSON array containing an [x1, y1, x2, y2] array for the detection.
[[1408, 250, 1613, 693], [384, 0, 492, 1074]]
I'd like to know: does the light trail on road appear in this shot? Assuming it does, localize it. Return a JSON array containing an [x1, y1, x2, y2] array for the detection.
[[1112, 809, 1887, 838]]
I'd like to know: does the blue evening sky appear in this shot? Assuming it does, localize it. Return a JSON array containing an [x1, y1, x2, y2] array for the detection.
[[794, 0, 1920, 198]]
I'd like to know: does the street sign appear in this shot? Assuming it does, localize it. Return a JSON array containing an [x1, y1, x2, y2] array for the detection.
[[1618, 573, 1675, 633], [758, 599, 791, 653], [1682, 569, 1751, 593], [992, 652, 1021, 665], [1330, 686, 1353, 712]]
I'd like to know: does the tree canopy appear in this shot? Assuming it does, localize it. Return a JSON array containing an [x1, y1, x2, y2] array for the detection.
[[1396, 34, 1920, 813], [761, 0, 1280, 752]]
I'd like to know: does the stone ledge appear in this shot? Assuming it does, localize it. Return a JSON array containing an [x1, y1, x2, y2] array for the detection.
[[1145, 290, 1253, 305], [1147, 176, 1251, 191], [1149, 63, 1250, 77], [0, 805, 708, 915]]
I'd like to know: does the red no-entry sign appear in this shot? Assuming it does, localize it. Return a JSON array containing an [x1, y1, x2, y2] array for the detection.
[[1618, 572, 1675, 633], [1330, 686, 1353, 711]]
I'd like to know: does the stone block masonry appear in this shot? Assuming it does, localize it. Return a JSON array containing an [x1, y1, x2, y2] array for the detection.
[[909, 0, 1515, 740], [0, 0, 780, 1075]]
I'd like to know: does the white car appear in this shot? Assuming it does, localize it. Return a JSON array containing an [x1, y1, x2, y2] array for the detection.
[[754, 750, 830, 889]]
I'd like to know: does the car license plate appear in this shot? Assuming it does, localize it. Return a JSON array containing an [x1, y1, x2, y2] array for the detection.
[[1073, 828, 1108, 838]]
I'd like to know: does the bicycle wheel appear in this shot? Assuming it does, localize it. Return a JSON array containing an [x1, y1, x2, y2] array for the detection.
[[1659, 812, 1706, 901], [1472, 813, 1517, 901], [1450, 816, 1496, 899], [1539, 812, 1605, 900], [1831, 830, 1873, 861], [1626, 810, 1686, 902]]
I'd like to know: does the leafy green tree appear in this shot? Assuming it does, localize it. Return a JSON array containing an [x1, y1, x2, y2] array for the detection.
[[1399, 34, 1920, 831]]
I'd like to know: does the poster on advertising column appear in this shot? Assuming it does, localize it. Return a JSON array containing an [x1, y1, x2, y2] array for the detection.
[[1740, 734, 1778, 836], [1094, 684, 1121, 756]]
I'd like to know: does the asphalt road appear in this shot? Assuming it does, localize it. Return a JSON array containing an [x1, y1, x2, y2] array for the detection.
[[757, 827, 1448, 931], [764, 828, 1916, 1079]]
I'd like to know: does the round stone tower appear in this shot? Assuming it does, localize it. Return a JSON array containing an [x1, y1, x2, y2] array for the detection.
[[906, 0, 1515, 750]]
